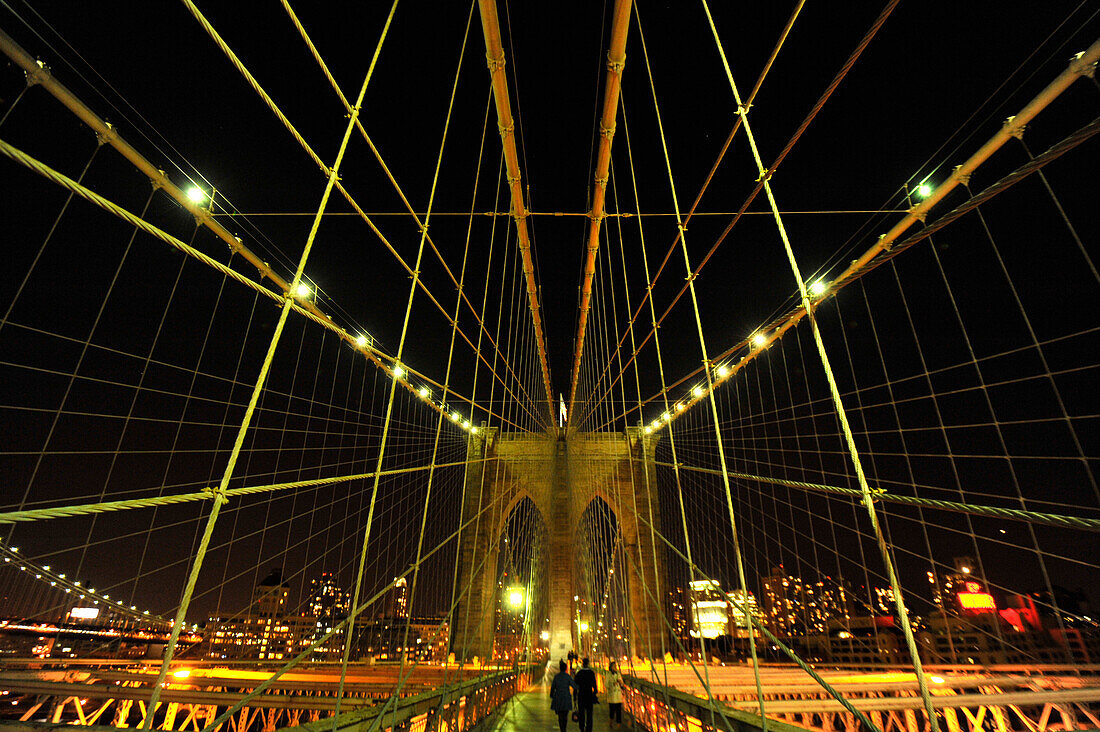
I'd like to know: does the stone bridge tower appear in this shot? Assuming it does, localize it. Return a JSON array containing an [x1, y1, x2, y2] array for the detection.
[[451, 428, 666, 663]]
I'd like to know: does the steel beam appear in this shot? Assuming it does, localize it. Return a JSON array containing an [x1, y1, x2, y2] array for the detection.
[[476, 0, 556, 426], [567, 0, 633, 420]]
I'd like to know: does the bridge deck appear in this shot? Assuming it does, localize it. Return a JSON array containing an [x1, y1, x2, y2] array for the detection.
[[486, 686, 615, 732]]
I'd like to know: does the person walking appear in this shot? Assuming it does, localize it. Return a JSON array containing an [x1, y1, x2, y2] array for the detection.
[[605, 660, 623, 727], [549, 659, 577, 732], [574, 657, 598, 732]]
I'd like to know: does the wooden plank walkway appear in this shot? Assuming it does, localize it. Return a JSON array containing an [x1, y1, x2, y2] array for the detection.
[[483, 687, 620, 732]]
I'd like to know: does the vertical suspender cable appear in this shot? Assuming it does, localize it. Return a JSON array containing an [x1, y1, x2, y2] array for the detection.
[[633, 6, 767, 724], [699, 3, 939, 728]]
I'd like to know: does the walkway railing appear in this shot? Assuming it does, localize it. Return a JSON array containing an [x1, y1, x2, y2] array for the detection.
[[622, 670, 1100, 732]]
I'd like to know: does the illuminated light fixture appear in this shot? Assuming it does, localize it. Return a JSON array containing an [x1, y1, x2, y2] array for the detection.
[[661, 411, 670, 422], [451, 413, 461, 422], [508, 589, 524, 608], [579, 622, 589, 632], [470, 426, 479, 435], [650, 421, 661, 430], [960, 566, 971, 574], [692, 385, 705, 398], [809, 280, 827, 297], [293, 282, 312, 299], [643, 426, 652, 434], [715, 365, 730, 379], [752, 332, 768, 348], [43, 565, 50, 571], [393, 365, 405, 379], [172, 669, 191, 679], [675, 403, 685, 412], [185, 186, 206, 205], [930, 676, 945, 684], [9, 548, 17, 553], [418, 386, 430, 398], [355, 334, 369, 348], [540, 630, 551, 641], [462, 421, 470, 429], [916, 182, 933, 198]]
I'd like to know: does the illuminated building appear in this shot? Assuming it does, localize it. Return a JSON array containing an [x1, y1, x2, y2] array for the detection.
[[688, 580, 728, 639], [253, 569, 290, 618], [726, 589, 761, 638], [668, 586, 689, 641], [306, 572, 350, 660], [928, 557, 995, 616], [384, 577, 409, 620], [761, 569, 851, 637]]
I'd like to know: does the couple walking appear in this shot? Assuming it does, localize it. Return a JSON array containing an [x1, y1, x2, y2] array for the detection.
[[549, 658, 623, 732]]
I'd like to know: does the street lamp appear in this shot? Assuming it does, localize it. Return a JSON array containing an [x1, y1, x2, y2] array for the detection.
[[508, 588, 524, 609]]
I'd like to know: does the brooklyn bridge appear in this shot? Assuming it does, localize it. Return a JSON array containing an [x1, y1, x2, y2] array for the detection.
[[0, 2, 1098, 732]]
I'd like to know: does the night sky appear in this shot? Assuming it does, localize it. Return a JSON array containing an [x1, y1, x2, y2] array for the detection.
[[0, 1, 1097, 627]]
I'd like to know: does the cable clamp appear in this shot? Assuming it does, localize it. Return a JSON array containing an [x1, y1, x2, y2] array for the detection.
[[1069, 50, 1097, 79], [587, 211, 606, 222], [151, 170, 168, 192], [755, 168, 772, 183], [507, 174, 522, 188], [599, 123, 616, 140], [594, 175, 609, 188], [485, 52, 506, 74], [498, 122, 514, 138], [737, 103, 752, 116], [1003, 115, 1026, 140], [677, 223, 687, 233], [25, 60, 51, 87], [419, 223, 430, 234], [908, 205, 927, 223], [203, 487, 229, 505], [95, 123, 117, 147], [953, 165, 971, 187], [606, 53, 625, 74], [879, 233, 893, 252]]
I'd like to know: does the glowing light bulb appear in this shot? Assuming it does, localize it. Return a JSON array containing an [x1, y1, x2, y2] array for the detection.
[[809, 280, 827, 296], [644, 426, 652, 434], [172, 669, 191, 679], [661, 411, 670, 422], [185, 186, 205, 205], [752, 332, 768, 348], [471, 426, 479, 434], [393, 365, 405, 379], [355, 334, 368, 348], [692, 385, 705, 398], [675, 403, 684, 412], [508, 590, 523, 608], [916, 183, 933, 198], [418, 386, 430, 398], [462, 421, 470, 429], [452, 413, 461, 422], [294, 282, 312, 299]]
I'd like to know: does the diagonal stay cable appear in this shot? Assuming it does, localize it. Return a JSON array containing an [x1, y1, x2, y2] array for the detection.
[[279, 0, 545, 427], [583, 1, 901, 422], [175, 0, 545, 430]]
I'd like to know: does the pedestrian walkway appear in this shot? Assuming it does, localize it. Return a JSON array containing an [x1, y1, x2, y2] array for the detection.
[[482, 686, 619, 731]]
